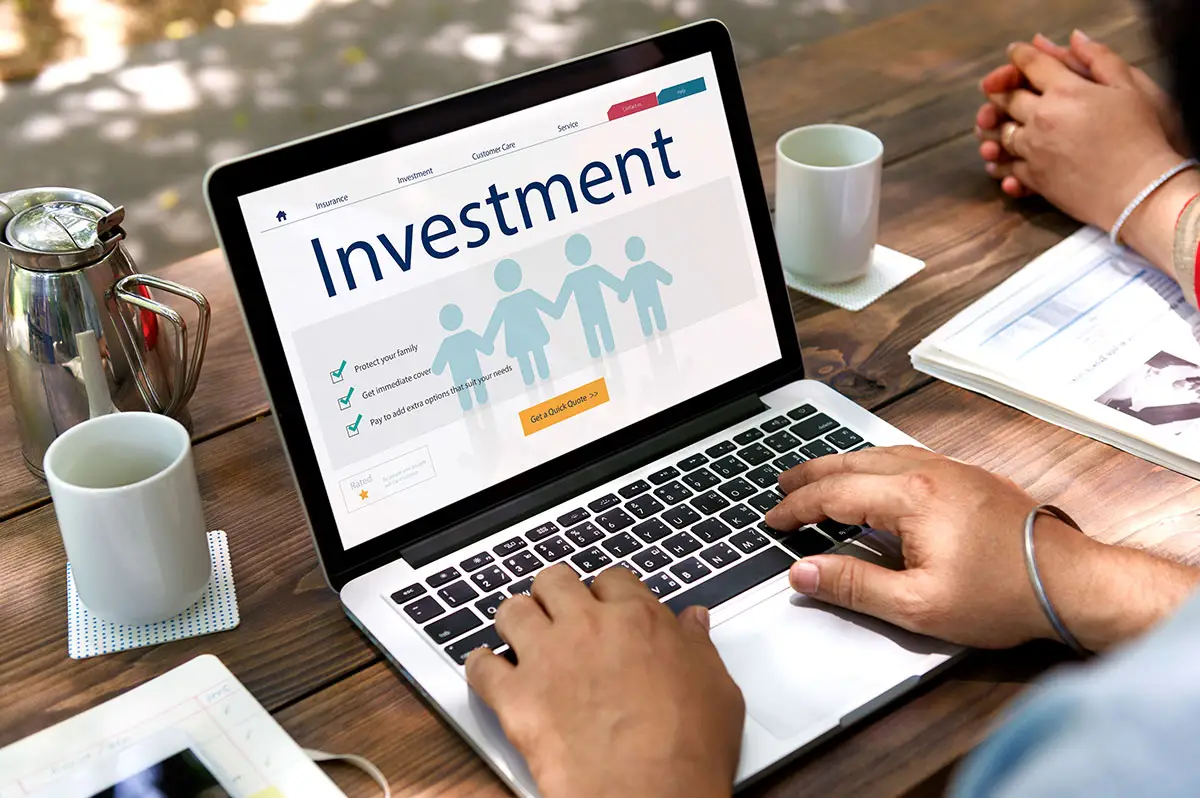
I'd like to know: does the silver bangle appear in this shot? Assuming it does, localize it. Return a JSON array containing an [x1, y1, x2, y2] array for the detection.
[[1023, 504, 1089, 656], [1110, 158, 1200, 246]]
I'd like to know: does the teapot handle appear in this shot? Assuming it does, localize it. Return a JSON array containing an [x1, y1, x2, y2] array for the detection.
[[112, 274, 211, 418]]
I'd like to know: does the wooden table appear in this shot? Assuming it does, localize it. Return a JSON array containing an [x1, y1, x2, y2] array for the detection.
[[4, 1, 1198, 795]]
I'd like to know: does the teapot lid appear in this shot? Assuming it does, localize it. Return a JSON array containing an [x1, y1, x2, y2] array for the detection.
[[4, 199, 125, 271]]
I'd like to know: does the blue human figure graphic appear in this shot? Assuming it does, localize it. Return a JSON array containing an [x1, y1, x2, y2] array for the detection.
[[482, 259, 561, 386], [431, 303, 494, 411], [619, 236, 674, 337], [554, 234, 626, 358]]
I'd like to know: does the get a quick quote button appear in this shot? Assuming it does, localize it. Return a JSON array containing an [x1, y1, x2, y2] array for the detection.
[[520, 377, 610, 436]]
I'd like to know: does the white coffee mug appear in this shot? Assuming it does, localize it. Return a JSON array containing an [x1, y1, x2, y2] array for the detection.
[[774, 124, 883, 285], [44, 412, 211, 625]]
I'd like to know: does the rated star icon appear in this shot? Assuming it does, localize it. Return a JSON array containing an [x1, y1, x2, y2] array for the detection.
[[359, 489, 369, 500]]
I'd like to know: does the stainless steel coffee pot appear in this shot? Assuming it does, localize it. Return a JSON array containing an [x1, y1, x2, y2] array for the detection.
[[1, 187, 210, 477]]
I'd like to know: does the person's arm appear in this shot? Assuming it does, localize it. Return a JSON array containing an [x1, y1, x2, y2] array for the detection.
[[1115, 169, 1200, 307], [431, 343, 448, 375], [482, 307, 504, 346], [764, 447, 1200, 651]]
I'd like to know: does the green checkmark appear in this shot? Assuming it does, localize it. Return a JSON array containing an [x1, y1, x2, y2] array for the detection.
[[339, 386, 355, 406], [332, 359, 347, 378], [348, 414, 363, 432]]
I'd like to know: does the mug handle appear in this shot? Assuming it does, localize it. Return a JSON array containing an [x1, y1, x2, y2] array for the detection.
[[111, 274, 211, 418]]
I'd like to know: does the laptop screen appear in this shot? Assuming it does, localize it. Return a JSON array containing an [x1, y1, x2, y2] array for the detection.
[[237, 52, 781, 550]]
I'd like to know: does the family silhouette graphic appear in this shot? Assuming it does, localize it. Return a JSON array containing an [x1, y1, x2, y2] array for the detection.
[[431, 234, 676, 403]]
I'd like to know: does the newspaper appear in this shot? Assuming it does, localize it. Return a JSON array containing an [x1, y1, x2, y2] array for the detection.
[[911, 226, 1200, 479]]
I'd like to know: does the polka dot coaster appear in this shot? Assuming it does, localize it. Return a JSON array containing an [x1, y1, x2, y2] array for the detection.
[[782, 245, 925, 311], [67, 530, 239, 659]]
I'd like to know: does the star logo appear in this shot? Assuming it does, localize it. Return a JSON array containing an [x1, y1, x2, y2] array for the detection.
[[359, 489, 369, 501]]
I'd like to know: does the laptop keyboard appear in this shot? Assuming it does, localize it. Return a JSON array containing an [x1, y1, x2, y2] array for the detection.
[[387, 402, 874, 666]]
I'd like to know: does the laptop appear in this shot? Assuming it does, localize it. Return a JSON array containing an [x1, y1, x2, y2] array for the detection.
[[205, 20, 959, 794]]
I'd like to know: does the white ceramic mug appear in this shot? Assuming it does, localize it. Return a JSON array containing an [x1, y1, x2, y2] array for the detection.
[[774, 124, 883, 285], [44, 412, 211, 625]]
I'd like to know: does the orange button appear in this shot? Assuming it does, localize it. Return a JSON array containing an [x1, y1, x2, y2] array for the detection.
[[520, 378, 610, 436]]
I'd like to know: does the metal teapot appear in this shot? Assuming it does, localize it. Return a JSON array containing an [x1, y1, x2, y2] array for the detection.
[[1, 187, 210, 477]]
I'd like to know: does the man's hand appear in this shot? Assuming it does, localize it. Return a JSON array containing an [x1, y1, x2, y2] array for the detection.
[[765, 447, 1199, 651], [465, 564, 744, 798]]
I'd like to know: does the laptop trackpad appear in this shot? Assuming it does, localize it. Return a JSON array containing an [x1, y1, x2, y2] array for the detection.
[[711, 588, 945, 741]]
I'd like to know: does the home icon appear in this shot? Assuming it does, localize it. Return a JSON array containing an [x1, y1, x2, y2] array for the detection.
[[276, 210, 287, 222]]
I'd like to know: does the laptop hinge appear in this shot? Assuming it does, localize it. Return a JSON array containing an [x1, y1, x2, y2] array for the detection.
[[399, 393, 768, 569]]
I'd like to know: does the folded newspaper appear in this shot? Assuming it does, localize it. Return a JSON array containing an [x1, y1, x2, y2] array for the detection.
[[911, 226, 1200, 479]]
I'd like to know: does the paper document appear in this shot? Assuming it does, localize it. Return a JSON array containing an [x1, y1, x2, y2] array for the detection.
[[912, 227, 1200, 478]]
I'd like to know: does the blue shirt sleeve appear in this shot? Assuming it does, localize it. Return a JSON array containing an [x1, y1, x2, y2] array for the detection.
[[951, 588, 1200, 798]]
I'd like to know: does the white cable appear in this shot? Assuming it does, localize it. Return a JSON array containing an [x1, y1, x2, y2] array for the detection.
[[304, 748, 391, 798]]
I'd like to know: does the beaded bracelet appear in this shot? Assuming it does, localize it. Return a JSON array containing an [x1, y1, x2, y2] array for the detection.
[[1110, 158, 1200, 246], [1023, 504, 1089, 656]]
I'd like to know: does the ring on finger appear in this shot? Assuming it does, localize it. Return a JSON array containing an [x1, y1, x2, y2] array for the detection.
[[1001, 121, 1022, 155]]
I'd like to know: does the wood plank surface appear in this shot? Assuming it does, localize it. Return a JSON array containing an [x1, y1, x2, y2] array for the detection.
[[0, 417, 375, 747], [0, 248, 264, 520]]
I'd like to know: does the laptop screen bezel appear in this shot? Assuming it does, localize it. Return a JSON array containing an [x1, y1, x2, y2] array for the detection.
[[205, 20, 804, 588]]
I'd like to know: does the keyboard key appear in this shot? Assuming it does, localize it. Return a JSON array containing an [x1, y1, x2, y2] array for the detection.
[[557, 507, 590, 526], [730, 528, 770, 555], [745, 464, 780, 490], [720, 504, 759, 529], [737, 443, 774, 466], [470, 566, 511, 593], [854, 442, 875, 451], [671, 557, 712, 583], [588, 493, 621, 513], [780, 527, 838, 557], [632, 546, 672, 573], [402, 595, 445, 624], [692, 517, 733, 543], [493, 537, 527, 557], [663, 504, 702, 529], [503, 550, 543, 577], [596, 507, 636, 533], [508, 576, 535, 596], [773, 452, 804, 471], [427, 567, 461, 588], [445, 624, 505, 665], [439, 580, 480, 607], [748, 491, 782, 515], [690, 490, 730, 515], [653, 481, 693, 506], [827, 428, 865, 449], [718, 478, 756, 502], [425, 607, 482, 643], [711, 455, 748, 479], [787, 404, 817, 421], [758, 521, 788, 539], [535, 535, 575, 562], [610, 560, 643, 578], [817, 519, 860, 542], [648, 466, 681, 485], [705, 440, 736, 458], [791, 413, 838, 440], [643, 572, 682, 598], [763, 430, 801, 453], [761, 415, 790, 433], [800, 440, 838, 459], [618, 480, 651, 499], [572, 546, 613, 573], [525, 521, 558, 542], [626, 493, 665, 519], [632, 517, 672, 544], [665, 547, 794, 614], [663, 532, 702, 558], [677, 453, 708, 471], [390, 583, 425, 604], [460, 552, 495, 573], [475, 592, 506, 619], [682, 467, 721, 491], [565, 521, 605, 547], [733, 428, 764, 445], [602, 531, 643, 558], [699, 542, 742, 570]]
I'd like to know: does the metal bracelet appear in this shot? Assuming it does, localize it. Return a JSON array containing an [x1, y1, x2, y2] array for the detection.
[[1110, 158, 1200, 246], [1023, 504, 1089, 656]]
